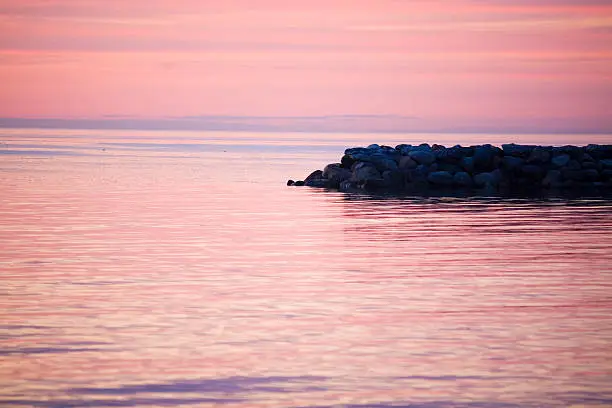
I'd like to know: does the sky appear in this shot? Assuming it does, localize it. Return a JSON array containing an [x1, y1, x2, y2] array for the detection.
[[0, 0, 611, 133]]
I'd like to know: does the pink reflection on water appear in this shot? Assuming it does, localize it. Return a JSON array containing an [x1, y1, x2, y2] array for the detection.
[[1, 131, 612, 406]]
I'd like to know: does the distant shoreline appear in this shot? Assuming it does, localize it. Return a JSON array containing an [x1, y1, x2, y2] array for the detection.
[[1, 117, 611, 135]]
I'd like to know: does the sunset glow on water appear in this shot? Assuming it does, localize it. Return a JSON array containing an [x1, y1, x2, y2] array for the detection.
[[1, 129, 612, 407]]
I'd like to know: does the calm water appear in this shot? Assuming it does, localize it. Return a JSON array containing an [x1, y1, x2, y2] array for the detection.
[[1, 129, 612, 408]]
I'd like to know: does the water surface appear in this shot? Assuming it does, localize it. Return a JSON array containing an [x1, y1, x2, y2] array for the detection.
[[1, 129, 612, 407]]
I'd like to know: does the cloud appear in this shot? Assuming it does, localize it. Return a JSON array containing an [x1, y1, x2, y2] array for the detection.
[[349, 17, 612, 32]]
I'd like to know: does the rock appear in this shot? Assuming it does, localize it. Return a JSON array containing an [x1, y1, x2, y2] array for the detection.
[[473, 172, 497, 187], [370, 154, 399, 172], [409, 164, 431, 181], [296, 142, 612, 196], [379, 145, 401, 160], [428, 171, 454, 186], [581, 169, 600, 181], [527, 147, 551, 164], [562, 169, 599, 181], [557, 145, 584, 160], [454, 172, 473, 187], [542, 170, 562, 187], [344, 147, 375, 163], [293, 180, 305, 186], [601, 159, 612, 169], [473, 145, 496, 171], [521, 165, 544, 179], [412, 143, 432, 152], [340, 154, 356, 169], [564, 160, 582, 171], [587, 144, 612, 159], [435, 145, 465, 162], [398, 155, 417, 170], [460, 157, 474, 173], [583, 153, 595, 162], [502, 156, 524, 171], [551, 154, 570, 167], [408, 150, 436, 165], [323, 163, 351, 186], [382, 170, 404, 188], [344, 146, 399, 171], [395, 144, 414, 155], [582, 161, 600, 171], [601, 169, 612, 180], [491, 169, 502, 184], [363, 178, 387, 191], [436, 162, 463, 173], [339, 180, 359, 193], [351, 162, 381, 183], [305, 178, 330, 188], [502, 144, 535, 158], [304, 170, 323, 182]]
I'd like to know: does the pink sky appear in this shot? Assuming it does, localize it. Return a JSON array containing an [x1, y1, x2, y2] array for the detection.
[[0, 0, 611, 132]]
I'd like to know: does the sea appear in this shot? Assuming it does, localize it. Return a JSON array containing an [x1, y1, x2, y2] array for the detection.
[[1, 128, 612, 408]]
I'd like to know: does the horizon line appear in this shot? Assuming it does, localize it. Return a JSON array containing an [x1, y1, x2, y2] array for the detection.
[[0, 116, 610, 135]]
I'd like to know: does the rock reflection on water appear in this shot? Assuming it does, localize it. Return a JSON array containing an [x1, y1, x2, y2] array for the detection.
[[1, 130, 612, 407]]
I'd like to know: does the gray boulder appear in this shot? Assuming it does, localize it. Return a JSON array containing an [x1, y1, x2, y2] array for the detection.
[[473, 145, 496, 170], [398, 155, 417, 170], [339, 180, 359, 193], [436, 162, 463, 173], [582, 161, 599, 170], [460, 157, 475, 173], [474, 172, 498, 187], [362, 178, 387, 191], [382, 170, 404, 188], [600, 159, 612, 169], [502, 144, 535, 158], [562, 168, 599, 181], [408, 150, 436, 165], [370, 154, 399, 171], [351, 163, 381, 183], [502, 156, 524, 171], [435, 145, 465, 162], [305, 178, 331, 188], [428, 171, 454, 186], [527, 147, 551, 164], [304, 169, 323, 182], [395, 144, 414, 156], [454, 172, 473, 187], [581, 169, 600, 181], [521, 165, 544, 179], [323, 163, 352, 187], [564, 160, 582, 171], [340, 154, 356, 169], [601, 169, 612, 180], [542, 170, 562, 187], [412, 143, 432, 152], [551, 154, 570, 167]]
